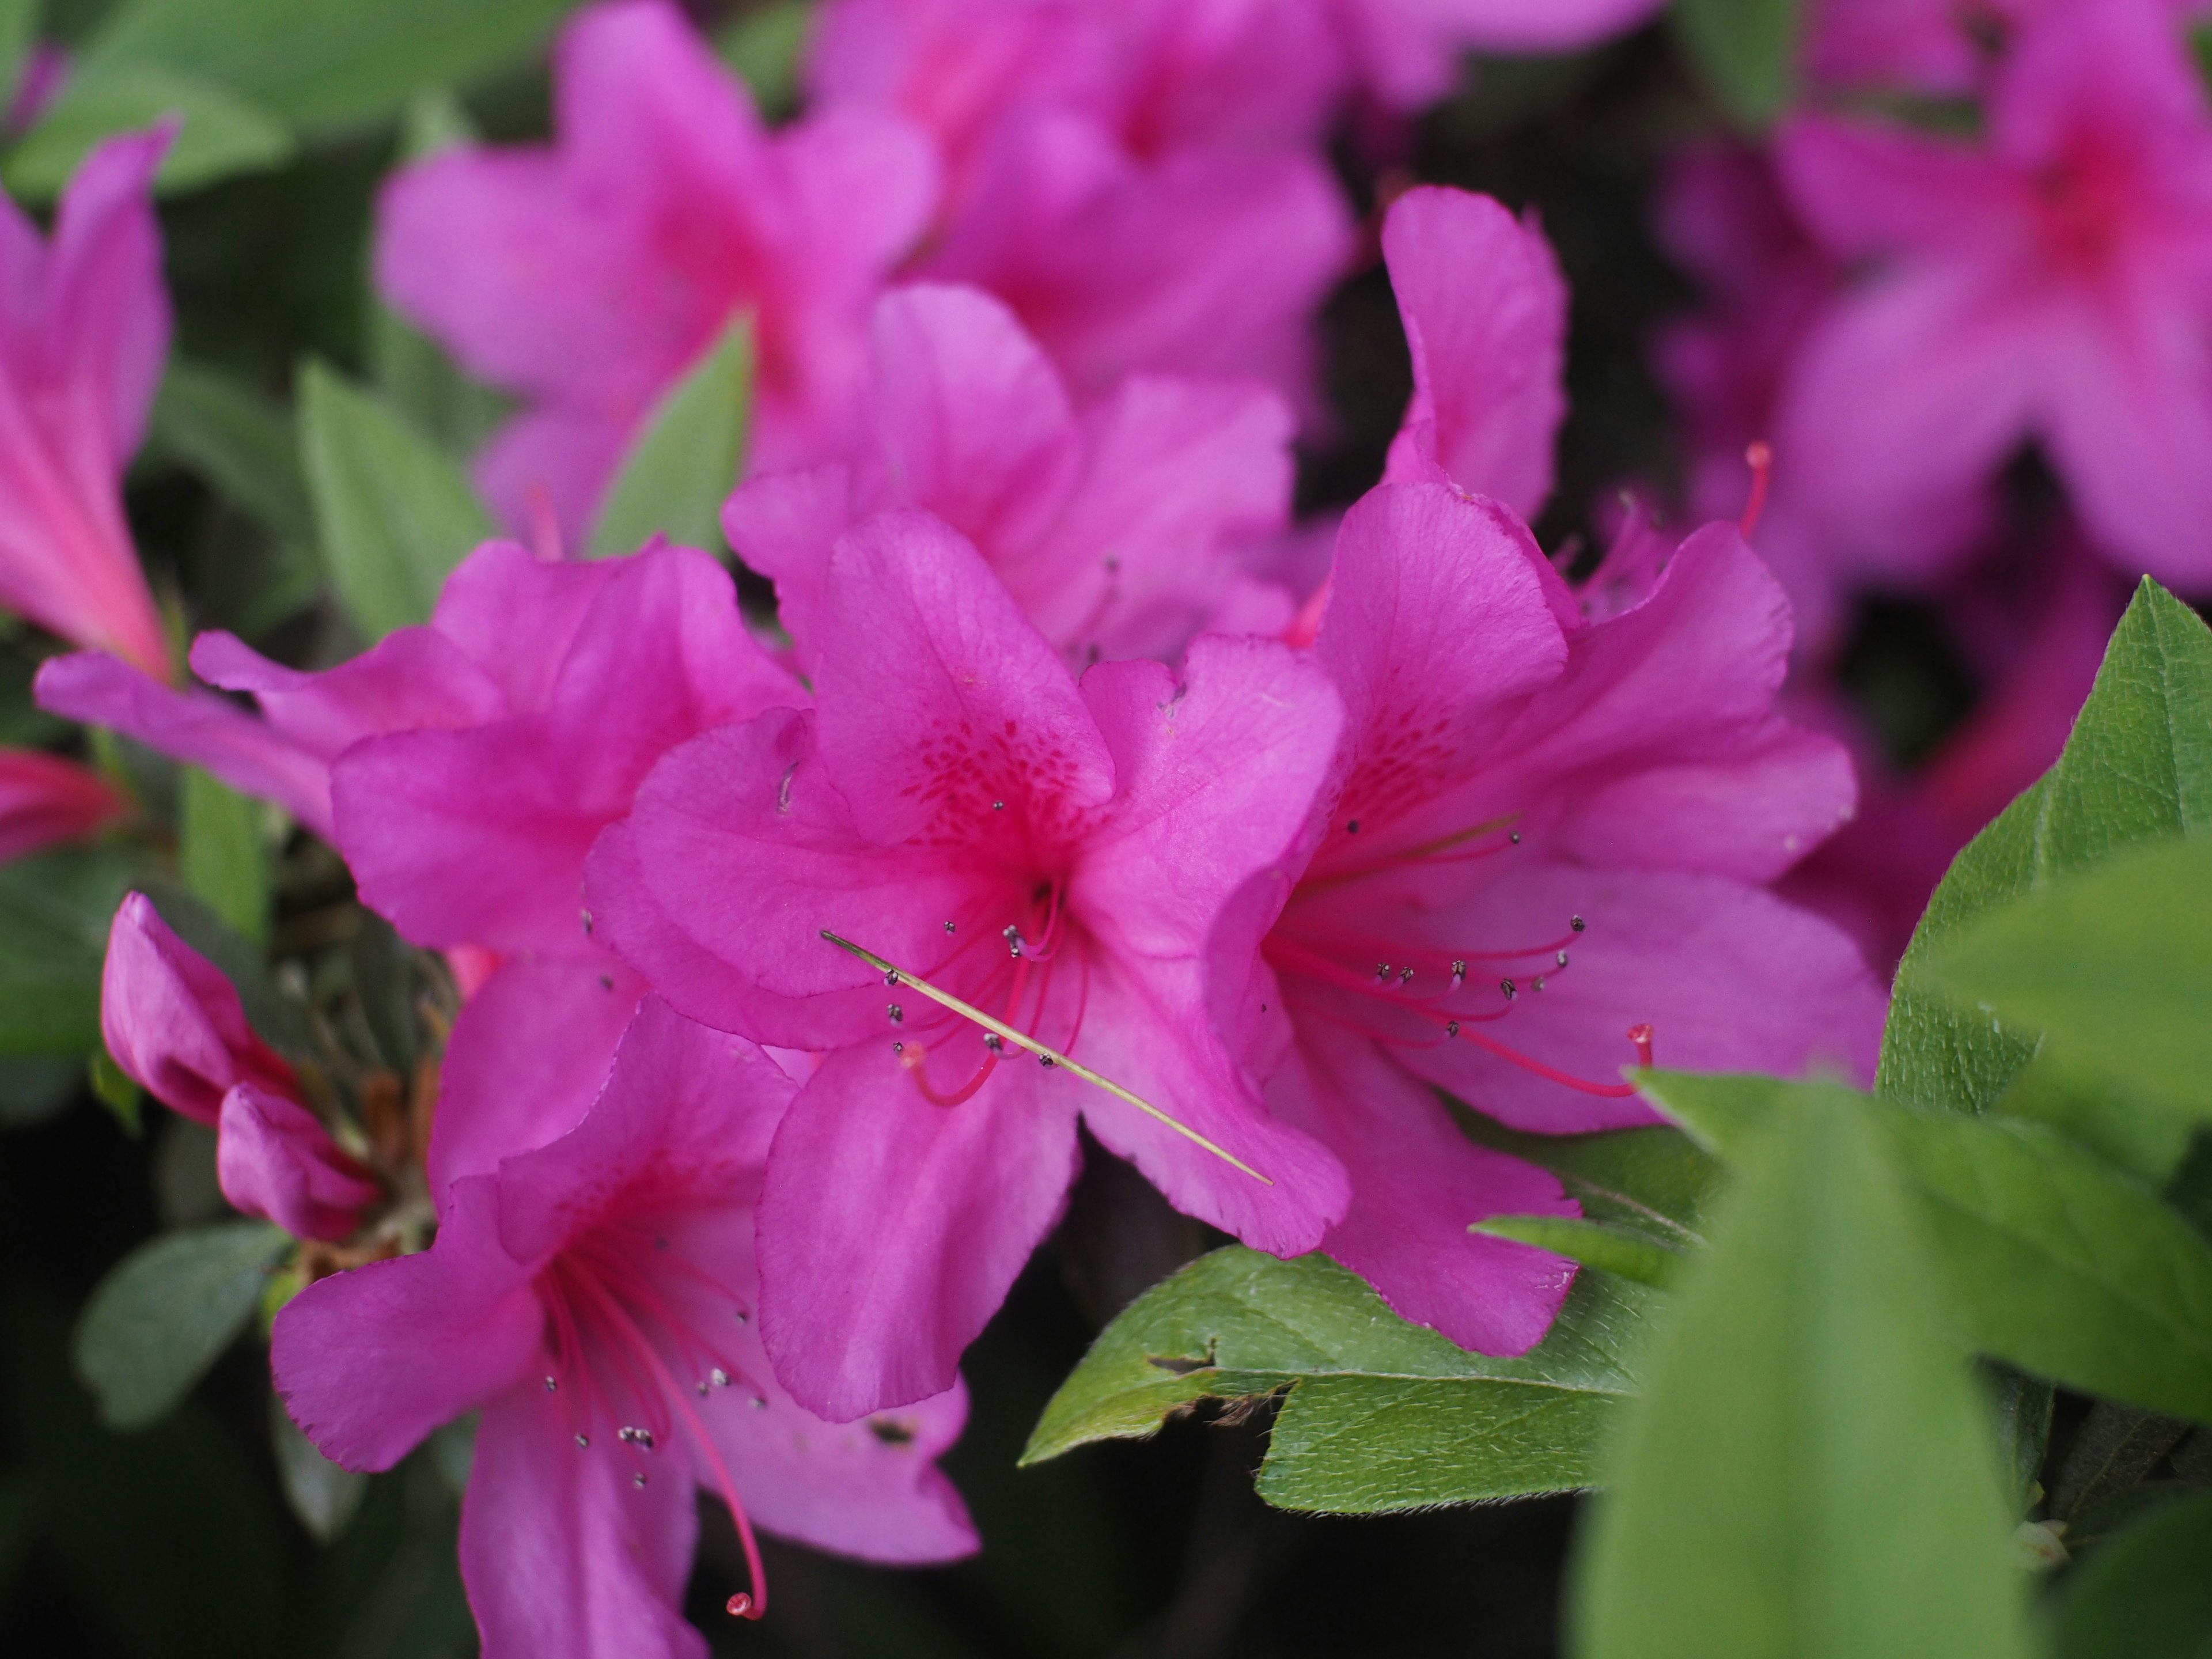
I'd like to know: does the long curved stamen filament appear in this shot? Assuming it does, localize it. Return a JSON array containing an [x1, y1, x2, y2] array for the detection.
[[823, 931, 1274, 1187], [1302, 813, 1522, 892]]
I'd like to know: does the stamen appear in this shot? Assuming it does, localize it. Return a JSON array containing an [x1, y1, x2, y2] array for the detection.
[[1739, 441, 1774, 539], [896, 1039, 999, 1107], [821, 931, 1274, 1186], [1628, 1022, 1655, 1067]]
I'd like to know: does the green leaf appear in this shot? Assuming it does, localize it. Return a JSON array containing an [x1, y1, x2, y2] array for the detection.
[[82, 0, 573, 137], [2050, 1403, 2191, 1522], [1454, 1113, 1719, 1246], [586, 312, 752, 559], [0, 844, 140, 1059], [1471, 1215, 1680, 1287], [715, 0, 813, 118], [1925, 834, 2212, 1134], [1640, 1072, 2212, 1425], [1669, 0, 1802, 129], [150, 359, 314, 545], [1023, 1247, 1654, 1513], [3, 59, 293, 199], [2051, 1488, 2212, 1659], [1571, 1093, 2031, 1659], [0, 0, 37, 112], [1883, 579, 2212, 1117], [73, 1219, 291, 1431], [1994, 1053, 2195, 1190], [297, 358, 493, 639], [181, 766, 269, 944], [270, 1393, 366, 1544], [88, 1045, 143, 1136]]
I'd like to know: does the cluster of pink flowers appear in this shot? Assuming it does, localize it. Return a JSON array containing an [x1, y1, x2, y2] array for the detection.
[[5, 1, 2059, 1652]]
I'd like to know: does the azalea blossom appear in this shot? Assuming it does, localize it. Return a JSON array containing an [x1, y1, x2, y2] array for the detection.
[[1252, 481, 1883, 1354], [374, 0, 937, 540], [726, 282, 1297, 672], [274, 995, 975, 1658], [1327, 0, 1668, 109], [589, 510, 1351, 1420], [0, 127, 173, 679], [103, 893, 379, 1240], [1774, 0, 2212, 589], [0, 746, 126, 862]]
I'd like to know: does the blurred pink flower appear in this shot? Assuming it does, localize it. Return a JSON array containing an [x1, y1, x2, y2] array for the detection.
[[589, 510, 1351, 1421], [103, 893, 378, 1239], [274, 996, 975, 1657], [1328, 0, 1668, 108], [1802, 0, 2212, 94], [726, 282, 1296, 672], [0, 746, 125, 862], [374, 0, 937, 541], [1253, 483, 1881, 1354], [1775, 0, 2212, 589], [0, 128, 172, 679]]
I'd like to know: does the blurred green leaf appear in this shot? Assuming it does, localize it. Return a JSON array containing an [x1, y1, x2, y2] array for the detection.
[[1995, 1053, 2195, 1190], [298, 358, 494, 638], [2051, 1488, 2212, 1659], [1471, 1214, 1680, 1287], [89, 1043, 143, 1135], [73, 1218, 290, 1430], [1641, 1073, 2212, 1425], [350, 910, 416, 1072], [4, 58, 293, 199], [0, 843, 139, 1059], [2052, 1403, 2191, 1523], [1669, 0, 1801, 129], [1883, 579, 2212, 1118], [151, 359, 314, 544], [1455, 1113, 1718, 1245], [271, 1392, 367, 1544], [1024, 1247, 1653, 1512], [715, 0, 813, 118], [181, 765, 269, 943], [83, 0, 574, 136], [1926, 834, 2212, 1133], [0, 0, 37, 111], [586, 311, 752, 559], [0, 1055, 81, 1127], [1571, 1093, 2030, 1659]]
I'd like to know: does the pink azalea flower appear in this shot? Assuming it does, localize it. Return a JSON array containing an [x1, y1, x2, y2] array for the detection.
[[726, 282, 1297, 672], [0, 127, 173, 679], [1327, 0, 1668, 108], [588, 510, 1351, 1420], [0, 746, 126, 862], [1774, 0, 2212, 589], [1254, 481, 1883, 1354], [373, 0, 937, 540], [102, 893, 379, 1239], [274, 995, 975, 1656], [1802, 0, 2211, 94]]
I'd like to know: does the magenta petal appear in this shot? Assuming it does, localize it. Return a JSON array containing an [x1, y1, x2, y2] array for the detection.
[[0, 746, 126, 861], [1381, 187, 1567, 519], [101, 892, 296, 1126], [756, 1043, 1081, 1421], [720, 463, 857, 672], [190, 624, 506, 759], [272, 1176, 543, 1472], [215, 1083, 380, 1241], [460, 1381, 706, 1659], [427, 958, 649, 1198], [1275, 1025, 1578, 1356], [35, 652, 337, 837]]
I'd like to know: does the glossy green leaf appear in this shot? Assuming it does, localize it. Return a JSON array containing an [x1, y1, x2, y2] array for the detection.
[[1024, 1247, 1654, 1513], [1883, 579, 2212, 1116], [1471, 1215, 1680, 1287], [1640, 1071, 2212, 1424], [73, 1219, 291, 1430], [1572, 1094, 2031, 1659], [84, 0, 574, 136], [1453, 1111, 1719, 1245], [586, 312, 752, 559], [150, 359, 313, 544], [1926, 834, 2212, 1131], [181, 766, 268, 943], [4, 59, 293, 199], [297, 359, 494, 638], [0, 844, 139, 1059], [2051, 1488, 2212, 1659], [1993, 1052, 2195, 1189], [1669, 0, 1802, 129]]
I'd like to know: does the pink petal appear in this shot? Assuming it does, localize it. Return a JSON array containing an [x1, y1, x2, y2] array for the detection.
[[272, 1176, 543, 1472], [1272, 1024, 1577, 1355], [189, 624, 506, 760], [720, 463, 856, 672], [0, 746, 126, 861], [101, 892, 296, 1127], [756, 1041, 1082, 1421], [1775, 113, 2022, 260], [215, 1083, 380, 1241], [1381, 187, 1567, 520]]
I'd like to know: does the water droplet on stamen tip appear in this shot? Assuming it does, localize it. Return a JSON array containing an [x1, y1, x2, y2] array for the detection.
[[575, 1434, 590, 1449], [1556, 950, 1569, 968], [1509, 831, 1521, 845], [544, 1376, 558, 1393], [1039, 1054, 1056, 1069], [1501, 979, 1517, 1001], [618, 1426, 656, 1450], [1570, 915, 1586, 933], [1533, 976, 1546, 993], [984, 1033, 1005, 1054], [884, 969, 900, 987], [891, 1039, 904, 1054], [991, 800, 1005, 812], [634, 1472, 649, 1488], [711, 1368, 730, 1388], [750, 1396, 769, 1410], [887, 1002, 903, 1023], [579, 908, 593, 935], [1446, 1021, 1460, 1038], [944, 920, 956, 934], [1374, 963, 1391, 983], [1398, 966, 1415, 985]]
